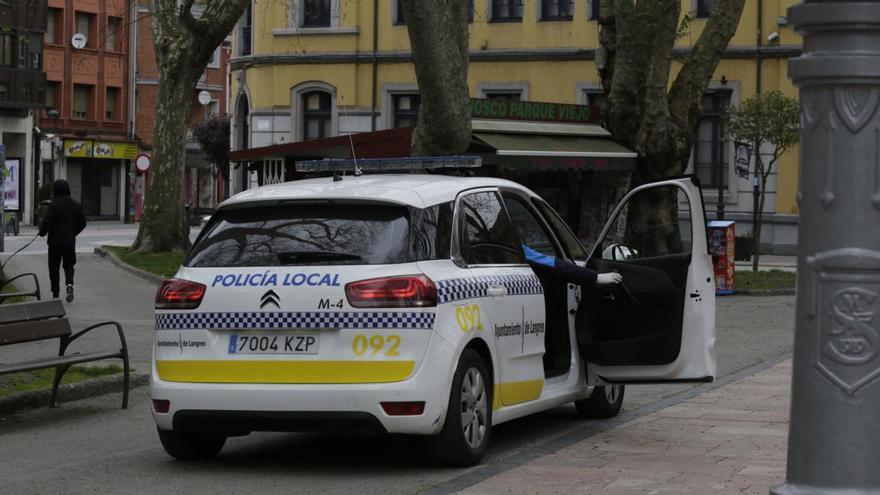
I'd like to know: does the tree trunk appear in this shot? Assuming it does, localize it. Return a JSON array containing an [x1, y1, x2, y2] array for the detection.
[[402, 0, 471, 156], [752, 173, 770, 272], [133, 0, 250, 253], [133, 73, 196, 252], [598, 0, 745, 248], [624, 173, 684, 256]]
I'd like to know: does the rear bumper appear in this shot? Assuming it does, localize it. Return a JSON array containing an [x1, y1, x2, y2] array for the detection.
[[173, 410, 387, 435], [150, 335, 456, 435]]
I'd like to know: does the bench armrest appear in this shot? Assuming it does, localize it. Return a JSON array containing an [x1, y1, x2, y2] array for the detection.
[[62, 321, 129, 360], [0, 273, 41, 303]]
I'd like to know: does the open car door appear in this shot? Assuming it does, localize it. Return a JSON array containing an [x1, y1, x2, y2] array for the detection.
[[579, 177, 716, 384]]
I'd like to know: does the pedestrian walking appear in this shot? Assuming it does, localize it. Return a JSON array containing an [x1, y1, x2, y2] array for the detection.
[[38, 179, 86, 301]]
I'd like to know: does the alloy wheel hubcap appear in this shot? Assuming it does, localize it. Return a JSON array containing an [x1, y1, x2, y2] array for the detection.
[[460, 367, 487, 449]]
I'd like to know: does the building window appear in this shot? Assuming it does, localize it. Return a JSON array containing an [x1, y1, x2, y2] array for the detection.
[[693, 92, 730, 188], [45, 81, 59, 111], [18, 38, 28, 68], [46, 8, 63, 44], [588, 0, 600, 20], [208, 100, 220, 117], [303, 0, 331, 27], [107, 16, 121, 51], [492, 0, 523, 21], [392, 93, 420, 128], [696, 0, 715, 18], [0, 34, 12, 67], [302, 91, 332, 140], [0, 83, 8, 102], [395, 0, 405, 25], [238, 2, 252, 56], [106, 87, 120, 120], [542, 0, 574, 20], [207, 47, 221, 68], [75, 12, 95, 48], [484, 91, 522, 102], [582, 89, 607, 124], [73, 84, 93, 119]]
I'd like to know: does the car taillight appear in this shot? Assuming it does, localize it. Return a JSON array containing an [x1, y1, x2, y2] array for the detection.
[[345, 275, 437, 308], [155, 279, 206, 310], [381, 401, 425, 416]]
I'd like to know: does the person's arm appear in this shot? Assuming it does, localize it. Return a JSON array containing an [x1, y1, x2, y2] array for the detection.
[[523, 244, 621, 287], [38, 204, 53, 237], [76, 205, 86, 235]]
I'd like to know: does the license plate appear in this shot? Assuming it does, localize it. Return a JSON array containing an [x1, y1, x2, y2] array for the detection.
[[228, 334, 319, 355]]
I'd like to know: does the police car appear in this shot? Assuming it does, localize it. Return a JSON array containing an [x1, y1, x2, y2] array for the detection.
[[151, 157, 715, 466]]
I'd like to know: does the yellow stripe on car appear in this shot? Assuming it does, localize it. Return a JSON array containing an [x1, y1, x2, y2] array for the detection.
[[493, 379, 544, 410], [156, 360, 416, 384]]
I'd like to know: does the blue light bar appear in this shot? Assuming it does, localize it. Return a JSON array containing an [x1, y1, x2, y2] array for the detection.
[[295, 155, 481, 173]]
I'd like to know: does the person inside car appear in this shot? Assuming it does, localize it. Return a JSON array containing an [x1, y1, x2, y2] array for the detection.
[[522, 244, 623, 288]]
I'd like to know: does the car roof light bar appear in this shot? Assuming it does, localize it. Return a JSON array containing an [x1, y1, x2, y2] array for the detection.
[[295, 156, 482, 173]]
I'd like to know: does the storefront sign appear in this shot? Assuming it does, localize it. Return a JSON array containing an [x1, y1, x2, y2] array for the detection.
[[94, 141, 137, 159], [64, 140, 137, 159], [3, 158, 20, 212], [469, 98, 598, 124], [64, 140, 93, 158]]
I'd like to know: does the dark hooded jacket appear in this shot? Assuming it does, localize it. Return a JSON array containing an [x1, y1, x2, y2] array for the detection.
[[38, 180, 86, 247]]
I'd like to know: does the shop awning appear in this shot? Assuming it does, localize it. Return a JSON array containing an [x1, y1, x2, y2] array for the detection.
[[472, 131, 637, 172]]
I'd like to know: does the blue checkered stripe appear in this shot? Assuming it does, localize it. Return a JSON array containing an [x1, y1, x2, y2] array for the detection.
[[436, 274, 544, 304], [156, 311, 435, 330]]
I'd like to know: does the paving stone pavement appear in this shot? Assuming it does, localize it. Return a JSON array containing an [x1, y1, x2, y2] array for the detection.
[[460, 360, 792, 495]]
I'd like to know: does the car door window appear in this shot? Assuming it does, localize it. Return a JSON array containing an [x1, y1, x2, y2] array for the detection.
[[459, 191, 523, 265], [503, 194, 560, 258], [599, 185, 692, 261], [532, 199, 587, 261]]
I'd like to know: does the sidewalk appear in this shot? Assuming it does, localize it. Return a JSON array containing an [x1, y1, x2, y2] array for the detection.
[[459, 360, 791, 495]]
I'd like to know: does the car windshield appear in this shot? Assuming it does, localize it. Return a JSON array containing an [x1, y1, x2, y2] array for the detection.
[[186, 203, 412, 267]]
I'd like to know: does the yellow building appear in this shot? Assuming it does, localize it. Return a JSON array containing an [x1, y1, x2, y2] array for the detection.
[[229, 0, 803, 254]]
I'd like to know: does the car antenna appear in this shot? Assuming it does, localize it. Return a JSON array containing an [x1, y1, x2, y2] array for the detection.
[[334, 96, 361, 182]]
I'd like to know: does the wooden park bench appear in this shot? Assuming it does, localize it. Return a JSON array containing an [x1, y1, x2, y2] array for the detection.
[[0, 273, 42, 304], [0, 300, 130, 409]]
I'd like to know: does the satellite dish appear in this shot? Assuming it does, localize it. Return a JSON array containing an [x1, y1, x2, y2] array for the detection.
[[71, 33, 87, 49]]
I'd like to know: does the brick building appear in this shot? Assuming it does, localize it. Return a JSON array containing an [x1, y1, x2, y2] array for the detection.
[[130, 0, 231, 220], [38, 0, 135, 222]]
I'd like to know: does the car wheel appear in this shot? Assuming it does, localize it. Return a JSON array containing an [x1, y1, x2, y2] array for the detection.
[[158, 428, 226, 461], [429, 349, 492, 467], [574, 385, 625, 419]]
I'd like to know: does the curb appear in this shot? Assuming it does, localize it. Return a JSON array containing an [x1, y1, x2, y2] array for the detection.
[[0, 372, 149, 415], [94, 246, 164, 285], [734, 288, 796, 296]]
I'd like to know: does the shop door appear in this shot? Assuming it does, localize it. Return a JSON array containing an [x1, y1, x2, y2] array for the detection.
[[80, 162, 118, 218]]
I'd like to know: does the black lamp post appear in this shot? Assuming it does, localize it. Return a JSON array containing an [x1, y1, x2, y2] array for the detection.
[[716, 86, 733, 221]]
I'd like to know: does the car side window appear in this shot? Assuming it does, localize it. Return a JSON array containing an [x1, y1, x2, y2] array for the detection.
[[458, 191, 523, 265], [599, 184, 693, 261], [502, 194, 560, 258], [532, 199, 587, 261]]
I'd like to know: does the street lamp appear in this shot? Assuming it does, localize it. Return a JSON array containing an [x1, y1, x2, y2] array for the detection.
[[716, 86, 733, 221]]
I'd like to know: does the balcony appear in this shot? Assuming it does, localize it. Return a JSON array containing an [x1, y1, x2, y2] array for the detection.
[[0, 68, 47, 114]]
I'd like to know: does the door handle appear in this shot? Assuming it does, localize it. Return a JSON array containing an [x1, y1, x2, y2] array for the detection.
[[487, 285, 507, 298]]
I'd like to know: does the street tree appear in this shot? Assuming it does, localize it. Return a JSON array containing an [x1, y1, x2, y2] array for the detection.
[[726, 90, 800, 272], [133, 0, 249, 252], [193, 114, 232, 197], [400, 0, 472, 156], [599, 0, 746, 253]]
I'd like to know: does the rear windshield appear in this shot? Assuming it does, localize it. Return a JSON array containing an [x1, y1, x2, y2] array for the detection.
[[186, 202, 451, 267]]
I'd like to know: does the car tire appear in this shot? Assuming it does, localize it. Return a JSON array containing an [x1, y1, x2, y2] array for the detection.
[[158, 428, 226, 461], [574, 385, 625, 419], [428, 349, 492, 467]]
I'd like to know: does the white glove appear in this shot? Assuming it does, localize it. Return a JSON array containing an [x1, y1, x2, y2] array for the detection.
[[597, 272, 623, 286]]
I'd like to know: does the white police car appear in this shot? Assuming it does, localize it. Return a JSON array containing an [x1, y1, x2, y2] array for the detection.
[[151, 157, 715, 466]]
